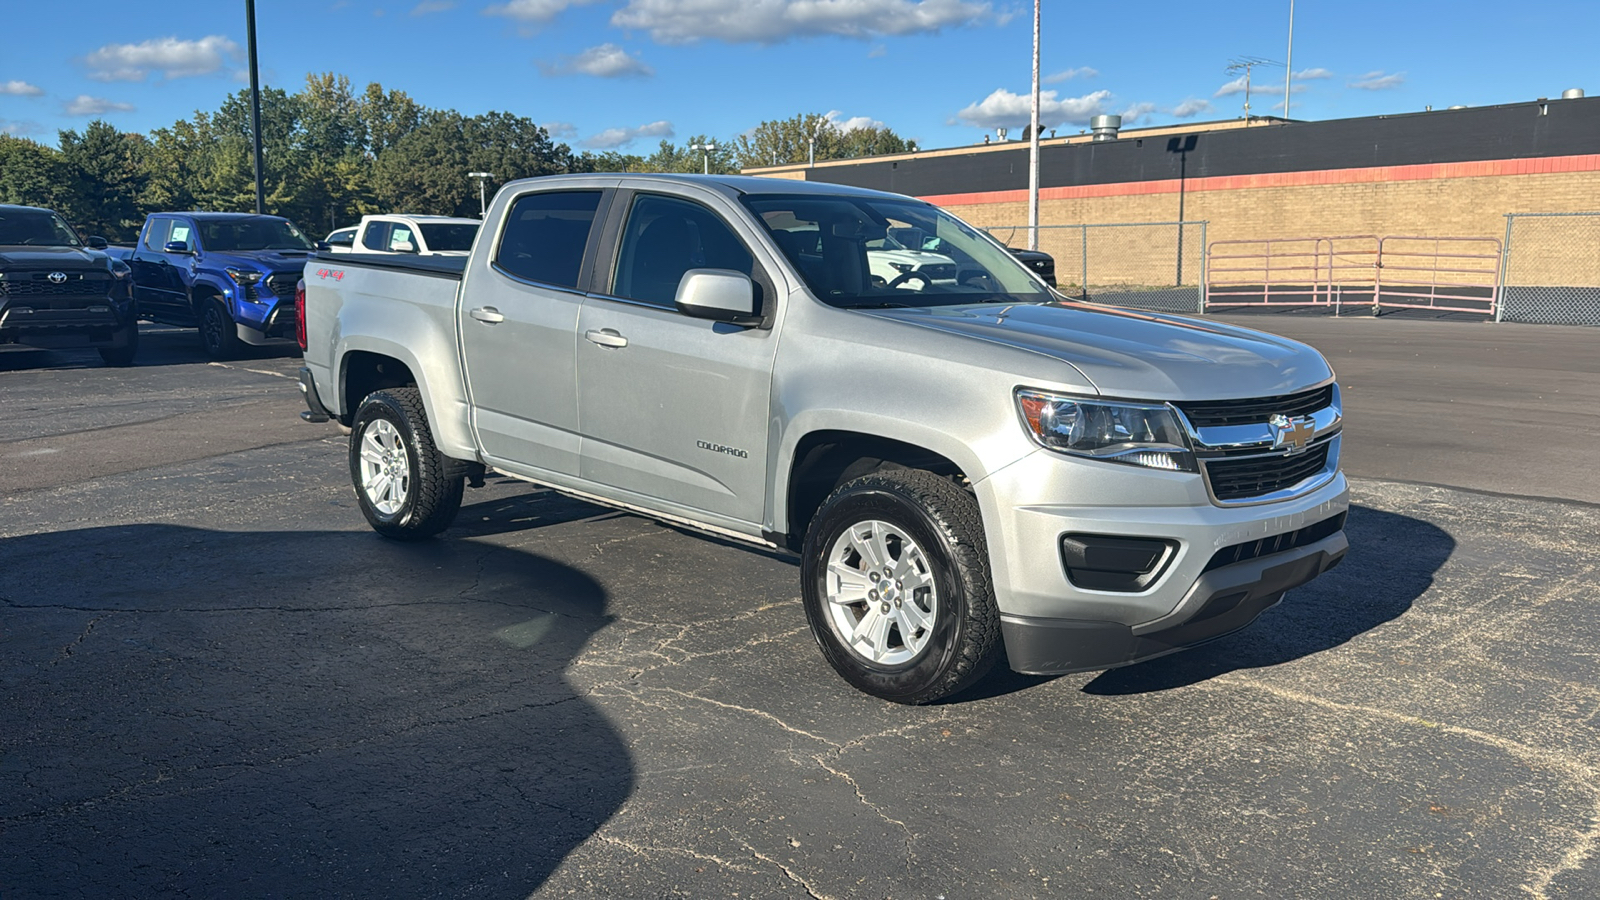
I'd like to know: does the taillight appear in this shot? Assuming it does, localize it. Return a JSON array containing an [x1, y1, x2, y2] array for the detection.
[[295, 278, 307, 350]]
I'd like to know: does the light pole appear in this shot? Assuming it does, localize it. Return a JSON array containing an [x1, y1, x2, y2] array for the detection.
[[467, 171, 493, 218], [1027, 0, 1040, 251], [691, 142, 717, 175], [245, 0, 265, 215], [1283, 0, 1296, 119]]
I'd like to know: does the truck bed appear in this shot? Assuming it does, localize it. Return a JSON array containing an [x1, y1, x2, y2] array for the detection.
[[314, 251, 466, 280]]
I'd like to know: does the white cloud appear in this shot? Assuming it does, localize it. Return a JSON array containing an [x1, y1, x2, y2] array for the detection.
[[1170, 98, 1213, 119], [0, 80, 45, 97], [610, 0, 995, 45], [65, 95, 135, 116], [411, 0, 455, 13], [541, 121, 578, 138], [1295, 67, 1333, 80], [84, 35, 240, 81], [955, 87, 1112, 130], [1351, 70, 1405, 90], [825, 109, 884, 132], [485, 0, 599, 24], [1043, 66, 1096, 84], [581, 120, 675, 149], [1215, 75, 1307, 98], [539, 43, 654, 77], [1120, 102, 1158, 125], [868, 44, 887, 58], [1, 119, 45, 135]]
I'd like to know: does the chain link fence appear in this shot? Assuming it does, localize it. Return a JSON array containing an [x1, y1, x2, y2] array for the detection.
[[1498, 212, 1600, 326], [981, 222, 1208, 313]]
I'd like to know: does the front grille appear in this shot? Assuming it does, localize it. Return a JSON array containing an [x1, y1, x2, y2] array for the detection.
[[264, 275, 298, 300], [1202, 511, 1347, 573], [1176, 385, 1334, 428], [0, 272, 110, 299], [1204, 442, 1332, 501]]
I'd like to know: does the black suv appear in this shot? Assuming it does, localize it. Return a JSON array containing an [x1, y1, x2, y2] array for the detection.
[[0, 204, 138, 366]]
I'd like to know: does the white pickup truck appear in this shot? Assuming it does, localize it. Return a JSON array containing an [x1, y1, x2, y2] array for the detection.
[[321, 214, 480, 256], [297, 174, 1348, 704]]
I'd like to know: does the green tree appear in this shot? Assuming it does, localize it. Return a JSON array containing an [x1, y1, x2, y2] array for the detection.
[[374, 110, 582, 217], [0, 135, 71, 212], [58, 120, 148, 241], [734, 113, 911, 169]]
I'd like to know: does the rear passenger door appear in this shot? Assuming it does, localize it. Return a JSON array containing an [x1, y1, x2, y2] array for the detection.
[[459, 188, 610, 478], [574, 190, 780, 530]]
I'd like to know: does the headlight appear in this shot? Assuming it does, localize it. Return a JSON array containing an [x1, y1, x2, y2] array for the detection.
[[888, 262, 914, 273], [1016, 389, 1195, 472], [225, 266, 263, 286]]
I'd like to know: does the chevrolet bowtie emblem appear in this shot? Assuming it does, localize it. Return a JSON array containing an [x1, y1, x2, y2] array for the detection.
[[1268, 414, 1316, 454]]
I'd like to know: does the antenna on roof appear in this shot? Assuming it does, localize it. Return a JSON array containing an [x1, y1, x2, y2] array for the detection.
[[1225, 56, 1282, 119]]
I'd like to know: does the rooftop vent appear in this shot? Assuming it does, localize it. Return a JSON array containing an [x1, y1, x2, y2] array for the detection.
[[1089, 115, 1122, 142], [1563, 88, 1585, 99]]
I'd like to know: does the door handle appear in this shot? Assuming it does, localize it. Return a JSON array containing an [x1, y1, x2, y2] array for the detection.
[[469, 306, 505, 324], [584, 328, 628, 349]]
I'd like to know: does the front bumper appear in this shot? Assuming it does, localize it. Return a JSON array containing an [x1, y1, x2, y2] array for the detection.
[[973, 447, 1350, 675], [1001, 530, 1346, 674]]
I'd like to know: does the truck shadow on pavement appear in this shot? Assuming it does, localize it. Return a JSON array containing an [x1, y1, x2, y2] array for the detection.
[[1078, 503, 1454, 695], [0, 521, 630, 897]]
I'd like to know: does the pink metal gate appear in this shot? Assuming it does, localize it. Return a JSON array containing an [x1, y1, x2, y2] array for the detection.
[[1374, 236, 1501, 315]]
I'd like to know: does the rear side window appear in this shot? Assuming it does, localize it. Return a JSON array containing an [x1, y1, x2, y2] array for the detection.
[[144, 217, 172, 250], [612, 194, 754, 308], [494, 191, 602, 290], [360, 221, 392, 252]]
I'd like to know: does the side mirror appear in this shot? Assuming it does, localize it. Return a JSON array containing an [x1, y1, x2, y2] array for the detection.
[[86, 236, 108, 249], [315, 241, 331, 252], [164, 240, 191, 254], [674, 268, 760, 325], [393, 240, 417, 253]]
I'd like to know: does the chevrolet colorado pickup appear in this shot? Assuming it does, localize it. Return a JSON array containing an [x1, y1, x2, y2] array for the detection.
[[0, 203, 138, 366], [107, 212, 314, 359], [297, 174, 1349, 704]]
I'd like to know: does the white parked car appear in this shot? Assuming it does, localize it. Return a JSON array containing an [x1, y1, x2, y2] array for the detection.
[[324, 215, 481, 257]]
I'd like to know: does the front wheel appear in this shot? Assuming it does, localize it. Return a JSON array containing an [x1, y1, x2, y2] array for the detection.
[[349, 387, 464, 540], [801, 469, 1001, 704], [200, 298, 243, 360]]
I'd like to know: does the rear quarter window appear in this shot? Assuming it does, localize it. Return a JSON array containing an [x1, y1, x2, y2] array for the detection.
[[494, 191, 603, 290]]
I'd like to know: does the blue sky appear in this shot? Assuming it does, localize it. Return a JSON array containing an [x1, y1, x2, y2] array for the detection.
[[3, 0, 1598, 153]]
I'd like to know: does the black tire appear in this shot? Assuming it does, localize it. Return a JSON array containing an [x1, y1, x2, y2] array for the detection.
[[98, 321, 139, 367], [199, 297, 243, 360], [801, 469, 1001, 704], [348, 387, 464, 541]]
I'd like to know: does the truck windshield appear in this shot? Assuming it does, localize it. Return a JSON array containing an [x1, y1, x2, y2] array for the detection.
[[742, 194, 1053, 309], [419, 223, 479, 252], [0, 209, 83, 247], [198, 217, 314, 252]]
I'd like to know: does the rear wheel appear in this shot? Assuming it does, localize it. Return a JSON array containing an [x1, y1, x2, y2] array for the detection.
[[801, 469, 1001, 704], [349, 387, 464, 540], [199, 297, 243, 360]]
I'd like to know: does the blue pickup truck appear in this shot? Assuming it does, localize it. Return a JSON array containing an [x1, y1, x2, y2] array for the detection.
[[108, 212, 314, 358]]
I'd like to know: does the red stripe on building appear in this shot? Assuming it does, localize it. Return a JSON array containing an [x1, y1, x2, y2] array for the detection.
[[917, 153, 1600, 206]]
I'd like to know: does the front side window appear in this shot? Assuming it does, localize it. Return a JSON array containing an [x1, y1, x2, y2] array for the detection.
[[612, 194, 753, 308], [388, 225, 416, 252], [494, 190, 602, 289], [169, 222, 193, 248], [744, 194, 1051, 309], [326, 229, 356, 247]]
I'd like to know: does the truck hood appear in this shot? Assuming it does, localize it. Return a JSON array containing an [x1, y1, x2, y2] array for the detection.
[[860, 301, 1333, 399], [0, 246, 107, 270], [205, 249, 314, 275]]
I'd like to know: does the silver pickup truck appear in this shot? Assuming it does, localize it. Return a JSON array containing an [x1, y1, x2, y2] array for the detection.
[[297, 173, 1348, 704]]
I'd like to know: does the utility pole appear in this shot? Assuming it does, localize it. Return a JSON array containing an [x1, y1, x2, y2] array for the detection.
[[245, 0, 265, 215], [1027, 0, 1041, 251], [1284, 0, 1296, 119]]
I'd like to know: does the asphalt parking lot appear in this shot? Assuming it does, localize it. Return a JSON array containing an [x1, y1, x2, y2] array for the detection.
[[3, 316, 1599, 899]]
